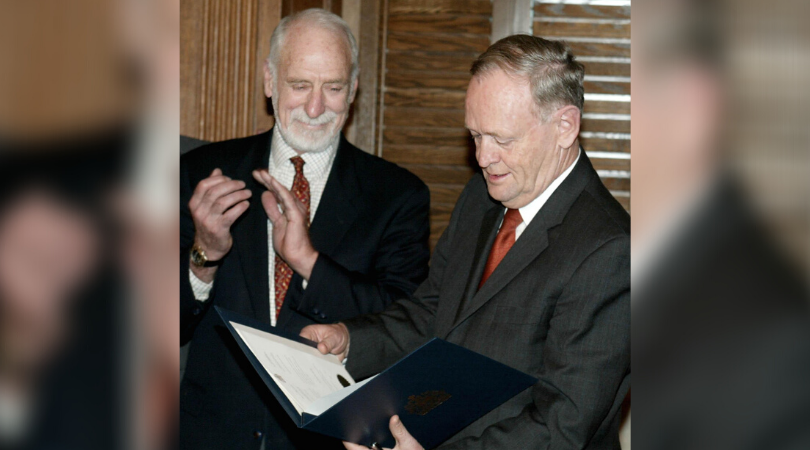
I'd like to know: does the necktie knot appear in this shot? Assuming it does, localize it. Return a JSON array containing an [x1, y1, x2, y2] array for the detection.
[[502, 208, 522, 230], [290, 156, 305, 174]]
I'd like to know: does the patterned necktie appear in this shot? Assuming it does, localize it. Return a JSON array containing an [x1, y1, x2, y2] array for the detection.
[[274, 156, 311, 319], [478, 208, 523, 290]]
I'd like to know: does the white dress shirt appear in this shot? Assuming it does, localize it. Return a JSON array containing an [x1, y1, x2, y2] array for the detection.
[[509, 148, 581, 239], [190, 126, 340, 326]]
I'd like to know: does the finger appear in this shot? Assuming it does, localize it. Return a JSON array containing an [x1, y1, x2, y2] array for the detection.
[[195, 169, 231, 193], [321, 332, 348, 356], [261, 191, 284, 224], [189, 175, 232, 210], [221, 200, 250, 226], [210, 188, 252, 216], [299, 325, 320, 342], [199, 180, 248, 211], [269, 177, 306, 221], [252, 169, 272, 191], [342, 441, 366, 450], [389, 416, 421, 450]]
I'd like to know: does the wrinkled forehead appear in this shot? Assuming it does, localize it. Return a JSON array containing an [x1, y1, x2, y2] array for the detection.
[[279, 24, 352, 73]]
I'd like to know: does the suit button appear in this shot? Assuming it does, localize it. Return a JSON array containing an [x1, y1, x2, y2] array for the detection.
[[319, 313, 327, 320], [312, 307, 320, 315], [192, 306, 201, 316], [253, 430, 263, 439]]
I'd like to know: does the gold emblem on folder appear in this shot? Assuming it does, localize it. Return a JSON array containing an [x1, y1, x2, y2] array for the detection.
[[405, 390, 452, 416]]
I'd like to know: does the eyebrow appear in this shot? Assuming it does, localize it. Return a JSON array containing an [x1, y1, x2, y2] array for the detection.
[[285, 78, 347, 85], [466, 128, 505, 139]]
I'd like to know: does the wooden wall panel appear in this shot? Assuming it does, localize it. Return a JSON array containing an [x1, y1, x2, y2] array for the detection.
[[377, 0, 492, 250], [181, 0, 281, 141]]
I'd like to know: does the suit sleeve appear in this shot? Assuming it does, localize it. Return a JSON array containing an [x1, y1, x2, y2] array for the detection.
[[439, 236, 631, 450], [288, 183, 431, 325], [341, 183, 470, 379], [180, 158, 210, 345]]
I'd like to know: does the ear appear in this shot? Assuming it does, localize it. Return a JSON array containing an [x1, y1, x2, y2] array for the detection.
[[555, 105, 581, 150], [263, 64, 274, 99], [348, 76, 359, 104]]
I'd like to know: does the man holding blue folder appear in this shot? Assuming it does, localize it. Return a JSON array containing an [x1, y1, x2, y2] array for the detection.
[[303, 35, 630, 450]]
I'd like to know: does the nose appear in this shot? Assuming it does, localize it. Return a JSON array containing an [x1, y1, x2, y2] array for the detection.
[[476, 137, 500, 168], [305, 89, 326, 118]]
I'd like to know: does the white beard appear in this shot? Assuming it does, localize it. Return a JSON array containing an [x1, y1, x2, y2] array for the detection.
[[273, 96, 341, 153]]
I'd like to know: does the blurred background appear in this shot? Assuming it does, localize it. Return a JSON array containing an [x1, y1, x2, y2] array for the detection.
[[0, 0, 808, 449], [0, 0, 178, 449], [632, 0, 810, 449]]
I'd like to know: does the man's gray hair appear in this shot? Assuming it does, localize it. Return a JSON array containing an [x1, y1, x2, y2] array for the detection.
[[471, 35, 585, 119], [267, 9, 359, 91]]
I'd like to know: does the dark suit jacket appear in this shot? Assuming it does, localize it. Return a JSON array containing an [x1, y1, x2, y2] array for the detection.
[[179, 131, 430, 450], [345, 151, 630, 449]]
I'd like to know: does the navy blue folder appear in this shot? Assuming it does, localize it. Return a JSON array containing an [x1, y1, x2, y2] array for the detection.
[[217, 307, 537, 449]]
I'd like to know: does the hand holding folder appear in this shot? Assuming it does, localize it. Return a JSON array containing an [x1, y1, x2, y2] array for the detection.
[[217, 307, 537, 449]]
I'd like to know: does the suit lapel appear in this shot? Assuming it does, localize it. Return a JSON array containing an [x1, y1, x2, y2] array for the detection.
[[233, 131, 272, 324], [446, 149, 596, 332], [307, 135, 359, 255], [435, 204, 502, 337]]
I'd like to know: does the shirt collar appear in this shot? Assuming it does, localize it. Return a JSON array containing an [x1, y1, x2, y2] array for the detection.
[[269, 125, 340, 180], [518, 147, 581, 226]]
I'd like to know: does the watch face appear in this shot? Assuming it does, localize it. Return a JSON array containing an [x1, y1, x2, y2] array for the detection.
[[191, 247, 207, 266]]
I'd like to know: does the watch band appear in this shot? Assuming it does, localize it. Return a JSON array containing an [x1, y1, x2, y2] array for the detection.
[[191, 244, 224, 268]]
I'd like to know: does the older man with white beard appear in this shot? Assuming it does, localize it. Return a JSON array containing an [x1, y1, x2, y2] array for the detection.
[[179, 9, 431, 450]]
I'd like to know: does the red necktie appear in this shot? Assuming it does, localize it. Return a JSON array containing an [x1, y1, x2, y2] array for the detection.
[[478, 209, 522, 289], [274, 156, 311, 319]]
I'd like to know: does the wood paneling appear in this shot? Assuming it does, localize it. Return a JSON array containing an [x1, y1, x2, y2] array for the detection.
[[401, 164, 477, 185], [387, 31, 490, 53], [385, 145, 472, 166], [583, 61, 630, 77], [584, 80, 631, 96], [384, 88, 467, 109], [386, 51, 481, 72], [383, 127, 472, 148], [181, 0, 281, 141], [533, 20, 630, 39], [580, 137, 630, 154], [385, 88, 466, 109], [385, 71, 472, 90], [584, 100, 630, 115], [389, 14, 491, 34], [389, 0, 492, 15], [582, 118, 631, 134], [565, 41, 630, 58], [384, 107, 466, 128], [426, 183, 465, 204], [376, 0, 491, 250], [534, 3, 630, 19]]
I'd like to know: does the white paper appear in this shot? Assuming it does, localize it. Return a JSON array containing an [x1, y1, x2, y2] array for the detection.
[[304, 375, 377, 416], [231, 322, 356, 415]]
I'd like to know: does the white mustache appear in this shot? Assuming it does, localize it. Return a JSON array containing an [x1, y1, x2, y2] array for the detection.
[[291, 108, 337, 126]]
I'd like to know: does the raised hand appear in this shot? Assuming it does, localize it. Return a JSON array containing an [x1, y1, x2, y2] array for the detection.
[[252, 169, 318, 280], [299, 323, 350, 362], [188, 168, 252, 280]]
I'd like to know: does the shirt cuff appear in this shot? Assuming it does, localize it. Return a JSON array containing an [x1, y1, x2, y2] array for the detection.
[[189, 269, 213, 301]]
